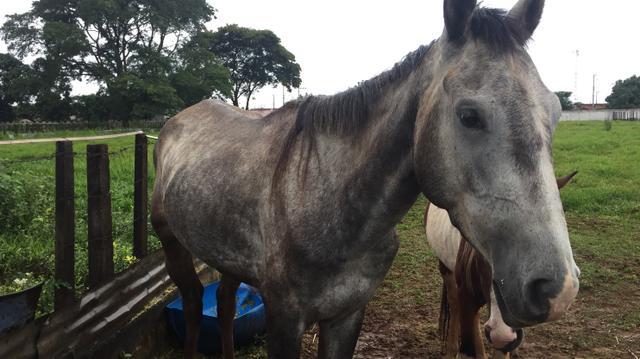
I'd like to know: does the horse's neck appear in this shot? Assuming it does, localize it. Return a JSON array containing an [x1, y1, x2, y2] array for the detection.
[[317, 73, 429, 225]]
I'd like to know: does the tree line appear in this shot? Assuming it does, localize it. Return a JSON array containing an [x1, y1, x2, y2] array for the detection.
[[0, 0, 301, 124], [556, 75, 640, 111]]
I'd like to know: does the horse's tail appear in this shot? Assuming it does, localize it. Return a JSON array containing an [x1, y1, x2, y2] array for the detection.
[[439, 281, 450, 341], [438, 262, 451, 353]]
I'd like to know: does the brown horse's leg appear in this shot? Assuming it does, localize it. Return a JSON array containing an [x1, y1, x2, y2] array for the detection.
[[472, 310, 486, 359], [217, 275, 240, 359], [151, 197, 203, 359], [458, 298, 486, 359], [439, 261, 460, 358], [318, 306, 366, 359]]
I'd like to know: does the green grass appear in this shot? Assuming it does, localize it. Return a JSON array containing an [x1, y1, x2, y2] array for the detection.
[[0, 132, 160, 314], [0, 128, 148, 141], [552, 121, 640, 291]]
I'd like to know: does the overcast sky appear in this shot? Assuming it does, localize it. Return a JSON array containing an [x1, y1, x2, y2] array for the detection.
[[2, 0, 638, 109]]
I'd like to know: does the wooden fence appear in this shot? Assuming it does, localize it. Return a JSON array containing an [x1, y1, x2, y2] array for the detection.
[[0, 120, 166, 134], [0, 132, 216, 358]]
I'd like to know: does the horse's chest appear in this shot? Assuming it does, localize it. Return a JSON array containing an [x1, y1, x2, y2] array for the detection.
[[304, 233, 400, 319]]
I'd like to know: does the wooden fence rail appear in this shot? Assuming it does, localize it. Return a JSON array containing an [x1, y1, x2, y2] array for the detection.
[[54, 141, 75, 310], [133, 133, 149, 258], [0, 120, 166, 134], [87, 144, 115, 288], [0, 131, 213, 358]]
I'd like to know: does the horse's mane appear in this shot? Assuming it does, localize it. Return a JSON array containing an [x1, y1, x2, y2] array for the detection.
[[286, 8, 521, 140], [273, 7, 525, 189], [293, 43, 433, 139], [469, 7, 531, 51]]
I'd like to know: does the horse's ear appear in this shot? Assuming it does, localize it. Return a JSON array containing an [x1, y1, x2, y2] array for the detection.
[[556, 171, 578, 189], [507, 0, 545, 44], [443, 0, 477, 42]]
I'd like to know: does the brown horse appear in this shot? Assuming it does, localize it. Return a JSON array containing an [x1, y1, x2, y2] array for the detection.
[[426, 172, 578, 358], [151, 0, 579, 357]]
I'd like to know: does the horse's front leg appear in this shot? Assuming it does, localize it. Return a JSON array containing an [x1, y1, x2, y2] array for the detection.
[[317, 307, 366, 359], [439, 261, 460, 359], [264, 301, 306, 359], [458, 298, 487, 359]]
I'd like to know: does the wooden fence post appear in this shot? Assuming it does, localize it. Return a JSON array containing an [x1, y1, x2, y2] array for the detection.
[[55, 141, 75, 310], [133, 133, 148, 258], [87, 144, 114, 288]]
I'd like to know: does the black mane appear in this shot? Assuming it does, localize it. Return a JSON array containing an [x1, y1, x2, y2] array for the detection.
[[469, 7, 529, 51], [292, 43, 433, 139], [273, 6, 525, 187], [287, 8, 523, 141]]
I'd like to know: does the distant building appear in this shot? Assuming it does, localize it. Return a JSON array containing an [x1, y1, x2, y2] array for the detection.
[[575, 103, 608, 111], [250, 108, 274, 117]]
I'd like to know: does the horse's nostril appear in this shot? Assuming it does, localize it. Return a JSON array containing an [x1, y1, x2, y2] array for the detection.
[[484, 326, 492, 344], [525, 277, 556, 316]]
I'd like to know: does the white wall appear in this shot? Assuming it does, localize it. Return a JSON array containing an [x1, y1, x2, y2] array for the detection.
[[560, 109, 640, 121]]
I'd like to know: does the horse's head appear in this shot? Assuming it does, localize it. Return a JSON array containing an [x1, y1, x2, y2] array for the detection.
[[414, 0, 579, 327]]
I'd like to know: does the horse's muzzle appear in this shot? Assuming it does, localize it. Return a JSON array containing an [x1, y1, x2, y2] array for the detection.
[[484, 326, 524, 353]]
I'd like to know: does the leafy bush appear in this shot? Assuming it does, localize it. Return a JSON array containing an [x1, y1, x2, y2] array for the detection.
[[0, 172, 50, 234]]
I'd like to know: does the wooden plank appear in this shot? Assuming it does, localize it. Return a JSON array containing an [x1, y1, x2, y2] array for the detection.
[[87, 144, 114, 288], [0, 131, 143, 145], [36, 250, 217, 359], [133, 133, 148, 258], [0, 316, 48, 359], [55, 141, 75, 310]]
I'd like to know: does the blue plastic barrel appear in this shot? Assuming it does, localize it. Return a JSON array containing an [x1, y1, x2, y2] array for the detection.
[[165, 281, 266, 355]]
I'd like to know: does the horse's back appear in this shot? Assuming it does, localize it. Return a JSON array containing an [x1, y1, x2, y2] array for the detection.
[[153, 100, 282, 284], [156, 100, 265, 163], [425, 203, 462, 270]]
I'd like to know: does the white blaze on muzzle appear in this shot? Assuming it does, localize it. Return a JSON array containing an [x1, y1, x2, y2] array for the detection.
[[547, 260, 579, 321], [486, 289, 518, 349]]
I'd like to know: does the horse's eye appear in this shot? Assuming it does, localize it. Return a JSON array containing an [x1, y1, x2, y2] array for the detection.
[[458, 108, 485, 130]]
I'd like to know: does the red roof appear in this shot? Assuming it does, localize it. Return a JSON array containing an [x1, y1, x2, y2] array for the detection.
[[249, 108, 274, 117], [576, 103, 608, 111]]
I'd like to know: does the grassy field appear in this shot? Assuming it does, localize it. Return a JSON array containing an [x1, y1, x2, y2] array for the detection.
[[0, 129, 160, 314], [2, 121, 639, 357]]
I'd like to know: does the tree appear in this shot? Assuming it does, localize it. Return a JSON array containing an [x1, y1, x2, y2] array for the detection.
[[208, 24, 301, 109], [554, 91, 574, 111], [1, 0, 230, 123], [170, 32, 232, 107], [606, 75, 640, 109], [2, 0, 214, 81], [0, 53, 38, 122]]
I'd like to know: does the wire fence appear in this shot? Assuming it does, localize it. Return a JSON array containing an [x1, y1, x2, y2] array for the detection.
[[0, 132, 159, 315], [0, 120, 166, 134], [1, 145, 136, 166]]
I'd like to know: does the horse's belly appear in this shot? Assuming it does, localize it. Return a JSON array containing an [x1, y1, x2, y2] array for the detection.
[[161, 168, 265, 284]]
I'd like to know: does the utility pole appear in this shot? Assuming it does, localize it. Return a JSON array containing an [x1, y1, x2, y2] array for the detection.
[[592, 74, 596, 109], [282, 85, 285, 107], [574, 49, 579, 101]]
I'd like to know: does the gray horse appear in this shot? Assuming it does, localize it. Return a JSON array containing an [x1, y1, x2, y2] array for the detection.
[[151, 0, 580, 357]]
